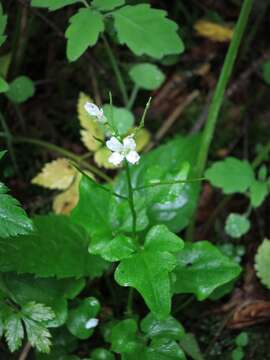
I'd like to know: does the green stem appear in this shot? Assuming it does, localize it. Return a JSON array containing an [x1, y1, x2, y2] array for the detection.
[[186, 0, 254, 242], [102, 34, 129, 106], [127, 85, 139, 110], [252, 141, 270, 169], [0, 113, 19, 173], [125, 162, 137, 239], [0, 132, 111, 182], [133, 178, 205, 192], [126, 288, 134, 316]]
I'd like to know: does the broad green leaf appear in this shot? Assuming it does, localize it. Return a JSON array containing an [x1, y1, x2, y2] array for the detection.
[[129, 63, 165, 90], [114, 135, 201, 232], [67, 297, 100, 339], [0, 76, 8, 92], [22, 302, 55, 322], [146, 338, 186, 360], [65, 9, 104, 61], [0, 215, 107, 278], [262, 59, 270, 85], [145, 224, 184, 253], [103, 104, 134, 135], [91, 348, 116, 360], [6, 75, 35, 103], [31, 0, 80, 11], [173, 241, 241, 300], [109, 319, 138, 354], [5, 314, 24, 352], [92, 0, 124, 11], [91, 234, 137, 262], [141, 313, 185, 340], [232, 348, 244, 360], [179, 333, 204, 360], [0, 3, 7, 47], [205, 157, 254, 194], [225, 213, 250, 238], [249, 180, 268, 208], [0, 182, 33, 238], [24, 318, 52, 353], [235, 332, 248, 347], [255, 239, 270, 289], [113, 4, 184, 59]]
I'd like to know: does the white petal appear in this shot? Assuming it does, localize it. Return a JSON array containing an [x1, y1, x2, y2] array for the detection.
[[85, 318, 99, 329], [126, 150, 140, 164], [106, 136, 123, 152], [123, 135, 136, 151], [108, 152, 124, 166], [84, 102, 101, 117]]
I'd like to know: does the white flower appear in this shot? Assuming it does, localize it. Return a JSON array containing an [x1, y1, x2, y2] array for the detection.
[[106, 135, 140, 166], [85, 318, 99, 330], [84, 102, 106, 123]]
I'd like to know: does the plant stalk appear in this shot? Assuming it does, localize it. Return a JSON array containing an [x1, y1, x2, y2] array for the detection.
[[125, 162, 137, 239]]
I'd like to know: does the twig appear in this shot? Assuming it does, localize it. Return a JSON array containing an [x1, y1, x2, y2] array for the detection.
[[18, 342, 31, 360]]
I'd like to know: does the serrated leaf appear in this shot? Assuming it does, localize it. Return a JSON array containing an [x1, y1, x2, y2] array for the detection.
[[141, 313, 185, 340], [31, 0, 80, 11], [67, 297, 100, 339], [0, 76, 8, 92], [225, 213, 250, 238], [0, 215, 107, 278], [249, 180, 268, 208], [194, 20, 233, 42], [92, 0, 124, 11], [6, 75, 35, 103], [129, 63, 165, 90], [22, 302, 55, 322], [53, 175, 81, 214], [113, 4, 184, 59], [205, 157, 255, 194], [24, 318, 52, 353], [32, 158, 77, 190], [0, 182, 33, 238], [5, 315, 24, 352], [109, 319, 138, 354], [173, 241, 241, 300], [0, 4, 7, 47], [103, 104, 134, 135], [255, 239, 270, 289], [65, 8, 104, 61]]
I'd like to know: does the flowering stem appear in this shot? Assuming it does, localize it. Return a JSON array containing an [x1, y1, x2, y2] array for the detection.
[[127, 85, 139, 110], [102, 34, 129, 106], [125, 161, 137, 239]]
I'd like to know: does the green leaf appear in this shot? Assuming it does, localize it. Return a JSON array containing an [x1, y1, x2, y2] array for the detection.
[[129, 63, 165, 90], [0, 76, 8, 92], [0, 215, 107, 278], [113, 4, 184, 59], [0, 149, 6, 160], [262, 59, 270, 85], [6, 75, 35, 103], [0, 3, 7, 47], [91, 234, 137, 262], [232, 347, 244, 360], [258, 165, 267, 181], [235, 332, 248, 347], [114, 135, 201, 233], [4, 314, 24, 352], [91, 348, 116, 360], [103, 104, 134, 135], [141, 313, 185, 340], [92, 0, 124, 11], [255, 239, 270, 289], [31, 0, 80, 11], [225, 213, 250, 238], [65, 8, 104, 61], [22, 302, 55, 323], [115, 226, 183, 319], [145, 225, 184, 253], [173, 241, 241, 300], [24, 318, 52, 353], [249, 180, 268, 208], [179, 333, 204, 360], [205, 157, 255, 194], [67, 297, 100, 339], [109, 319, 138, 354], [0, 182, 33, 238], [147, 338, 186, 360]]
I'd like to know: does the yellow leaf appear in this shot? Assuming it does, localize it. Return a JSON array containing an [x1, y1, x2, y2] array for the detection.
[[80, 128, 103, 152], [194, 20, 233, 42], [135, 128, 151, 152], [94, 147, 116, 169], [32, 158, 77, 190]]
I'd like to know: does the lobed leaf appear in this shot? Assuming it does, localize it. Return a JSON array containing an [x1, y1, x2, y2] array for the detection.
[[6, 75, 35, 103]]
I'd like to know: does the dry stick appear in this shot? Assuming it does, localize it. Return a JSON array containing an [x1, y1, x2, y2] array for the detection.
[[145, 90, 200, 152], [18, 342, 31, 360]]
